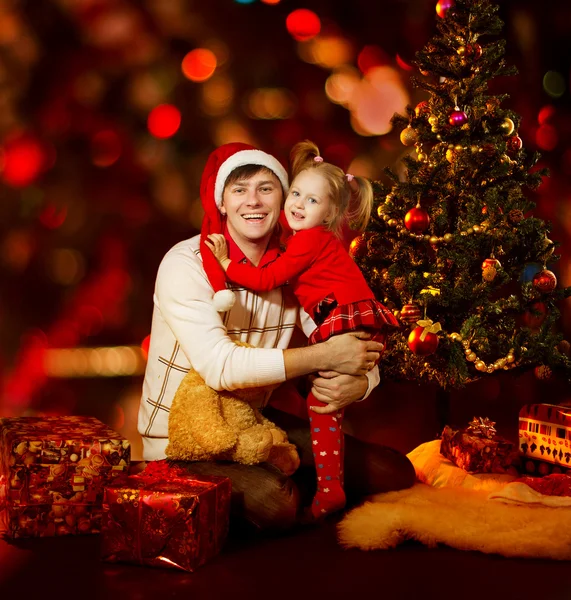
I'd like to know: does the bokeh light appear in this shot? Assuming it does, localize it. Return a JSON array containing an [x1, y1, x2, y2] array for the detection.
[[213, 119, 255, 146], [535, 124, 558, 150], [141, 334, 151, 360], [357, 45, 389, 74], [147, 104, 181, 139], [395, 53, 414, 71], [299, 36, 353, 69], [0, 133, 50, 188], [543, 71, 565, 98], [128, 72, 169, 111], [538, 105, 556, 125], [286, 9, 321, 42], [46, 249, 86, 286], [350, 66, 409, 136], [182, 48, 217, 82], [91, 130, 122, 167], [261, 0, 281, 4], [201, 75, 234, 116], [325, 67, 361, 107], [1, 229, 36, 272], [246, 88, 297, 119], [39, 203, 67, 229], [43, 346, 145, 377]]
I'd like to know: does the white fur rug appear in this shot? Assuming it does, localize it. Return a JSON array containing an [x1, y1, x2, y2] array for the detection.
[[338, 483, 571, 560]]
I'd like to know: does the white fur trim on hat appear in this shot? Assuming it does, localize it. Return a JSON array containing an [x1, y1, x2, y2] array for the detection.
[[213, 289, 236, 312], [214, 149, 289, 209]]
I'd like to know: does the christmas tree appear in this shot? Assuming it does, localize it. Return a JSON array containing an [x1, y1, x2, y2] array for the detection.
[[355, 0, 571, 389]]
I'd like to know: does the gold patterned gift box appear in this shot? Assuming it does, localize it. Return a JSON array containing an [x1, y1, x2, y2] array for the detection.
[[101, 461, 231, 572], [0, 415, 130, 538], [440, 418, 520, 475]]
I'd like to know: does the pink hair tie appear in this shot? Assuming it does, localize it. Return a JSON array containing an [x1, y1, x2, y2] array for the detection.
[[346, 173, 354, 182], [313, 156, 323, 163]]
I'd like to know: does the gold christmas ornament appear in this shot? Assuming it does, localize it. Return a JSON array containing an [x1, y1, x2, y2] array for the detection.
[[500, 117, 515, 135], [450, 335, 518, 374], [534, 365, 552, 380], [400, 126, 418, 146], [482, 266, 497, 282]]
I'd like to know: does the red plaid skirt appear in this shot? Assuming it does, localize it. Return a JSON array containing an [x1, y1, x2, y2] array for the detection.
[[309, 296, 399, 345]]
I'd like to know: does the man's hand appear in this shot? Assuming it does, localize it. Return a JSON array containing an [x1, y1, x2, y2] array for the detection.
[[309, 372, 368, 414], [205, 234, 230, 269], [323, 331, 383, 376]]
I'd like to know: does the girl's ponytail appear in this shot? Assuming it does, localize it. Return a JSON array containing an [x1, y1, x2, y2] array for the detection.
[[290, 140, 321, 178], [346, 176, 373, 232]]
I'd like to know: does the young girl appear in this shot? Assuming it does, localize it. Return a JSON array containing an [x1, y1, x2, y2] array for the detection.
[[206, 140, 398, 519]]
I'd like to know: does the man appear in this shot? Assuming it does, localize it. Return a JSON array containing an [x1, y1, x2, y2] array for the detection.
[[138, 142, 414, 529]]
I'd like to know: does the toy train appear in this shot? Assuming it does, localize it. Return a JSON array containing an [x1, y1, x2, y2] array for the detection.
[[518, 403, 571, 475]]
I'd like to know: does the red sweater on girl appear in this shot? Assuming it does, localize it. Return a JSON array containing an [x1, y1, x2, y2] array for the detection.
[[226, 226, 375, 321]]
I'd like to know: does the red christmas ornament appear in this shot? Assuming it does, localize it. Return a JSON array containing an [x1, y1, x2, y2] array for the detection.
[[449, 109, 468, 127], [400, 303, 421, 324], [482, 257, 501, 271], [532, 269, 557, 293], [436, 0, 454, 18], [507, 135, 523, 154], [414, 101, 431, 117], [349, 235, 367, 259], [408, 323, 439, 355], [404, 206, 430, 233]]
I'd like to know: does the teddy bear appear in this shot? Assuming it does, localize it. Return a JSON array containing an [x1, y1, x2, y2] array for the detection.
[[165, 349, 300, 476]]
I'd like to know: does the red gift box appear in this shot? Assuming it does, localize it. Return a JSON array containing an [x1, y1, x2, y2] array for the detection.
[[101, 461, 231, 572], [0, 416, 130, 538], [440, 419, 520, 475]]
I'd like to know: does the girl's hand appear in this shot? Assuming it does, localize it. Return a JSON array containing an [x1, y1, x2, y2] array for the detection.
[[205, 234, 229, 265]]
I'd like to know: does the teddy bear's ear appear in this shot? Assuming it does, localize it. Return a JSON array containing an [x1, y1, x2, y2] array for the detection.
[[213, 289, 236, 312]]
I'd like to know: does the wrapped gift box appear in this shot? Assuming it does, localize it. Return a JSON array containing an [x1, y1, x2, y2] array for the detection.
[[0, 416, 130, 538], [101, 462, 231, 572], [440, 419, 520, 475]]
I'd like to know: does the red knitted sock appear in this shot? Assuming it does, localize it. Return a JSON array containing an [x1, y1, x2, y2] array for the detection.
[[307, 393, 346, 519]]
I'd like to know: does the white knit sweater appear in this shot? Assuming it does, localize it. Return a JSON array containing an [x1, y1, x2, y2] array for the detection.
[[137, 234, 378, 461]]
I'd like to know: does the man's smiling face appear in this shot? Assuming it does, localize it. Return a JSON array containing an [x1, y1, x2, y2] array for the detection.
[[221, 168, 283, 247]]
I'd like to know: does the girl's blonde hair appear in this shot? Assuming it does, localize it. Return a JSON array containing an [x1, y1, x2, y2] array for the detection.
[[290, 140, 373, 236]]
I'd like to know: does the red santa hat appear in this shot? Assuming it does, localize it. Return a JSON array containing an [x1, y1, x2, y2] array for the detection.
[[199, 142, 289, 312]]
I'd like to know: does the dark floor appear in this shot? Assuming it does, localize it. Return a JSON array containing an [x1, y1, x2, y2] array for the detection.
[[2, 517, 571, 600], [2, 371, 570, 599]]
